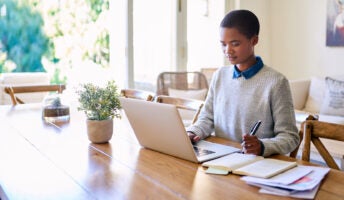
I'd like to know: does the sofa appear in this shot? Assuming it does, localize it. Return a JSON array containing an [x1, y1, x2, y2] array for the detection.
[[0, 72, 50, 105], [289, 76, 344, 169]]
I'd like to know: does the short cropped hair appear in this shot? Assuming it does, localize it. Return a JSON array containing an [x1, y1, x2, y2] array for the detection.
[[220, 10, 260, 39]]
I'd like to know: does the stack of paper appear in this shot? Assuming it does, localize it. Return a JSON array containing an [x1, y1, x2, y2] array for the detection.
[[241, 166, 330, 199]]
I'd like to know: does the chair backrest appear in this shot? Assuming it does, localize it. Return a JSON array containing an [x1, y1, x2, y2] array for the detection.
[[156, 71, 208, 96], [120, 89, 155, 101], [301, 115, 344, 170], [154, 95, 204, 125], [200, 67, 218, 85], [4, 84, 66, 106]]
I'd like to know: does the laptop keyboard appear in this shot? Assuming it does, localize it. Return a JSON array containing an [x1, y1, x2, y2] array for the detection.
[[193, 146, 215, 157]]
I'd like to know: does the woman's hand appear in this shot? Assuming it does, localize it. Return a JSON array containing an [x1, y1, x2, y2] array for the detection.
[[187, 131, 201, 144], [241, 134, 261, 155]]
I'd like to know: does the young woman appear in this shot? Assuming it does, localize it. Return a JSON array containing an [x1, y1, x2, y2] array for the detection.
[[187, 10, 299, 157]]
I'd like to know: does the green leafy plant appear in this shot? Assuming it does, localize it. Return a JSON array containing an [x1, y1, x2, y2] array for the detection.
[[76, 80, 121, 120]]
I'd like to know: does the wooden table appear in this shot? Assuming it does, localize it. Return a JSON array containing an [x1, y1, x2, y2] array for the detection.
[[0, 103, 343, 200]]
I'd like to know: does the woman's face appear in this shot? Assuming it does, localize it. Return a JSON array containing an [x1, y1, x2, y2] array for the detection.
[[220, 27, 258, 71]]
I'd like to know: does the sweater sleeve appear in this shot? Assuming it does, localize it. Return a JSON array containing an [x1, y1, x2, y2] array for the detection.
[[260, 77, 300, 157]]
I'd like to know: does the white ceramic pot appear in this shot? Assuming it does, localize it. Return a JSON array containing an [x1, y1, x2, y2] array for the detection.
[[86, 119, 113, 143]]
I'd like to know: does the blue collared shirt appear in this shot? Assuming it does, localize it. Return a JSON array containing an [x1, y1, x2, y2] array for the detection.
[[233, 56, 264, 79]]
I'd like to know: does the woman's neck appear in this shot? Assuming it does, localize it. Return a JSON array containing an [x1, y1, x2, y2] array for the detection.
[[236, 55, 256, 72]]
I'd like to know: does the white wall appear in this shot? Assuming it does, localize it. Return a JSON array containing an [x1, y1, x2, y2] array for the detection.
[[237, 0, 344, 80], [270, 0, 335, 80]]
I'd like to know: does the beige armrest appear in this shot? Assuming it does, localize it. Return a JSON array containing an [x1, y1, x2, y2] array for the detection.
[[289, 79, 311, 110]]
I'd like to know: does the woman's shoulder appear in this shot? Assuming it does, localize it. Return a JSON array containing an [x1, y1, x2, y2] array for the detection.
[[212, 66, 233, 78], [217, 65, 233, 72], [260, 65, 288, 81]]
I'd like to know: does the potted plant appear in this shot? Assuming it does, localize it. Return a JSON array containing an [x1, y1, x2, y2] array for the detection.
[[76, 80, 121, 143]]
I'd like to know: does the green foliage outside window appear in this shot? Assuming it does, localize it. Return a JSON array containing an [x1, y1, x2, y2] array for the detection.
[[43, 0, 110, 84], [0, 0, 110, 85], [87, 0, 109, 22], [0, 0, 52, 72]]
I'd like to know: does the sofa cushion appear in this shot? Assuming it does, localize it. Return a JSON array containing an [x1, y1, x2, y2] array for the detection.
[[320, 77, 344, 117], [304, 77, 325, 113], [295, 110, 344, 127], [289, 79, 310, 110], [318, 114, 344, 124], [294, 110, 311, 124]]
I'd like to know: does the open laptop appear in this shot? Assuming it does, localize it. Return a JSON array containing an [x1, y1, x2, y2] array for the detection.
[[119, 97, 240, 163]]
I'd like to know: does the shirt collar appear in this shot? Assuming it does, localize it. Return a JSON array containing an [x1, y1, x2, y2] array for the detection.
[[233, 56, 264, 79]]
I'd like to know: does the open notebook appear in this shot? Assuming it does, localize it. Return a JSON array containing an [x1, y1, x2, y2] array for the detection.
[[120, 97, 240, 163], [202, 153, 297, 178]]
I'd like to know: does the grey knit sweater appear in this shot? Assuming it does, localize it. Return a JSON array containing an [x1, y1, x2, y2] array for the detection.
[[186, 65, 300, 157]]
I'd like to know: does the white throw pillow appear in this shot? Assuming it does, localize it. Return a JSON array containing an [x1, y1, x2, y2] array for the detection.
[[320, 77, 344, 117], [168, 88, 207, 101], [304, 77, 325, 113]]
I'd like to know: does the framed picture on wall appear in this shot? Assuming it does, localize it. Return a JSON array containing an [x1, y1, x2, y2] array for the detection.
[[326, 0, 344, 46]]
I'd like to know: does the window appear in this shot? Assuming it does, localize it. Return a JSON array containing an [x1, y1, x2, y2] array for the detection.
[[132, 0, 176, 91], [119, 0, 226, 92], [187, 0, 225, 71], [0, 0, 227, 92]]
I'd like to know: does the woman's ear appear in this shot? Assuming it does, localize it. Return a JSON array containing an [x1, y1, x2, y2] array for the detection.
[[251, 35, 259, 46]]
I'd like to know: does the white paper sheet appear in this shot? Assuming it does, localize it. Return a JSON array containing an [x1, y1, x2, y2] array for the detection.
[[241, 166, 330, 191]]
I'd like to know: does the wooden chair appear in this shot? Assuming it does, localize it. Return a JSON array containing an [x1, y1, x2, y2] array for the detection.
[[289, 130, 304, 158], [120, 89, 155, 101], [154, 95, 204, 125], [200, 67, 218, 85], [300, 115, 344, 170], [4, 84, 66, 106], [156, 71, 208, 96]]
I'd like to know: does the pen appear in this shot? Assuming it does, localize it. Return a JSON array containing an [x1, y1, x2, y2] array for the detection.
[[250, 120, 262, 136]]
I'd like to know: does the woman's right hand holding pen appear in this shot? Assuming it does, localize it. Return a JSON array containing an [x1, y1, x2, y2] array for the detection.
[[241, 120, 262, 155], [241, 134, 261, 155]]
